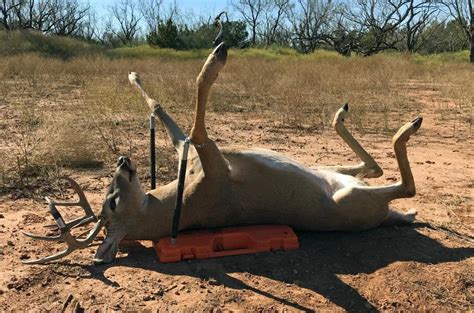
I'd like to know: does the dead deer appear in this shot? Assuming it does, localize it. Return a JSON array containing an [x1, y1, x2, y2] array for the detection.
[[23, 42, 421, 265]]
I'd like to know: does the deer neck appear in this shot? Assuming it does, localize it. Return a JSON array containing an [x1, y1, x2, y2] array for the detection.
[[124, 181, 178, 241]]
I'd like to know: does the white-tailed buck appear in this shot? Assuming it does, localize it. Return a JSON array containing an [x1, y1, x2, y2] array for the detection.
[[23, 42, 421, 265]]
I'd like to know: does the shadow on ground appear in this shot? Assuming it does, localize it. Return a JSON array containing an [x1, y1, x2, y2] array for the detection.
[[69, 224, 473, 311]]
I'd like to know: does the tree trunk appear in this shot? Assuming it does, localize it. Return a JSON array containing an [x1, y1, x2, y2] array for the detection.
[[470, 35, 474, 63], [470, 0, 473, 63]]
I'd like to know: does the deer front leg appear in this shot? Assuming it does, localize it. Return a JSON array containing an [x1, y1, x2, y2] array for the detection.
[[128, 72, 186, 152], [189, 43, 230, 178], [320, 103, 383, 178]]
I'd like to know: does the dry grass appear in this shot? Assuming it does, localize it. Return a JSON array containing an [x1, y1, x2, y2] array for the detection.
[[0, 51, 472, 195]]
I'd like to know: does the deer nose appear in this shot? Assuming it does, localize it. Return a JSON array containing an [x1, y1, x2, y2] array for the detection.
[[117, 156, 130, 167]]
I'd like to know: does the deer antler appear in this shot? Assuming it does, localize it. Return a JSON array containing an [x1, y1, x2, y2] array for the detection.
[[213, 11, 227, 47], [22, 177, 104, 265]]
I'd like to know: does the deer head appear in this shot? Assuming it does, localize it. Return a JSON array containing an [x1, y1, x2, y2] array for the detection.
[[93, 156, 146, 264]]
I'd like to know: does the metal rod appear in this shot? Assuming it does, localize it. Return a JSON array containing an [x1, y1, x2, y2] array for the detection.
[[150, 113, 156, 190], [171, 137, 191, 245]]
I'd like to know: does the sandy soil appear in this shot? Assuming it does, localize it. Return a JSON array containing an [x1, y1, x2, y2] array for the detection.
[[0, 83, 473, 311]]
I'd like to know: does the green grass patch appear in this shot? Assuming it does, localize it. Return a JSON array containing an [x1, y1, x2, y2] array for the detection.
[[0, 30, 103, 59], [1, 30, 470, 63]]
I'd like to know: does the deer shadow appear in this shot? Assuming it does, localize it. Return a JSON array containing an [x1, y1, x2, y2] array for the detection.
[[81, 224, 473, 312]]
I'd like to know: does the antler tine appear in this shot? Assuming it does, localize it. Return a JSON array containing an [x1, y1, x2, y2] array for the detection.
[[60, 176, 95, 218], [21, 247, 75, 265], [215, 11, 227, 22], [21, 231, 62, 241], [21, 218, 104, 265], [41, 177, 97, 231], [213, 11, 227, 47]]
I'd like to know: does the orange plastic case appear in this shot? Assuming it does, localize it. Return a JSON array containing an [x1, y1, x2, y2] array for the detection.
[[153, 225, 299, 263]]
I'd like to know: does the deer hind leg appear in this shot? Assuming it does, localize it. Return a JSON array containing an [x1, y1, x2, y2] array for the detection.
[[356, 117, 423, 202], [321, 104, 383, 178], [189, 43, 230, 178], [332, 117, 422, 229], [128, 72, 186, 152], [388, 116, 423, 199], [375, 117, 423, 225]]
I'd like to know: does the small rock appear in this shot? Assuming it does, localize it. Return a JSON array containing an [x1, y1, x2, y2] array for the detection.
[[0, 214, 4, 218], [6, 282, 15, 289], [166, 284, 177, 292], [7, 240, 14, 246], [174, 291, 180, 295], [0, 289, 4, 295], [63, 294, 74, 311], [20, 254, 29, 260], [143, 295, 153, 301]]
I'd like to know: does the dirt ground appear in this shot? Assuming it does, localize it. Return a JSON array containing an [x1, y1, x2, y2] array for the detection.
[[0, 82, 473, 311]]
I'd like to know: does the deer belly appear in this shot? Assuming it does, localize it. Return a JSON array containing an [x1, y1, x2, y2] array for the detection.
[[192, 173, 337, 231]]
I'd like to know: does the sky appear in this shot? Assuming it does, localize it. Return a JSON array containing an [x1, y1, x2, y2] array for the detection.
[[90, 0, 233, 19]]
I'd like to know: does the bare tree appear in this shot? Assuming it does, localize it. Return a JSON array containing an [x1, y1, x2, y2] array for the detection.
[[326, 9, 364, 56], [1, 0, 90, 35], [443, 0, 473, 62], [109, 0, 141, 45], [12, 0, 45, 30], [286, 0, 337, 52], [139, 0, 163, 32], [78, 9, 98, 41], [403, 0, 441, 52], [0, 0, 21, 30], [232, 0, 268, 45], [261, 0, 291, 46], [50, 0, 90, 36], [345, 0, 412, 55]]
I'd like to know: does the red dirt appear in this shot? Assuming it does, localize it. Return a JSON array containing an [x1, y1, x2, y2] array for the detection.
[[0, 84, 472, 311]]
